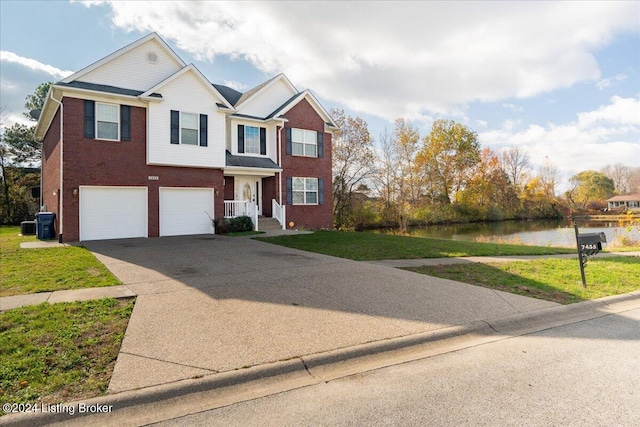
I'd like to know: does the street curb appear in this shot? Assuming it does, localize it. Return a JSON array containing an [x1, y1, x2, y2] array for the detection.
[[3, 292, 640, 426]]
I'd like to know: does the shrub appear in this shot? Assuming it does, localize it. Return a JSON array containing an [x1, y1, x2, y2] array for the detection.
[[215, 216, 254, 234]]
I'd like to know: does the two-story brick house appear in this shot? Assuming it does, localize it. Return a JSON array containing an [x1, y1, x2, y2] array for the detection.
[[35, 33, 336, 242]]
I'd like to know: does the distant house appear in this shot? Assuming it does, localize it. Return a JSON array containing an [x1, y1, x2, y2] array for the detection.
[[35, 33, 337, 242], [607, 194, 640, 211]]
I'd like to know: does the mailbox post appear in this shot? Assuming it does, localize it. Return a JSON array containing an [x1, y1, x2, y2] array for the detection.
[[574, 222, 606, 288]]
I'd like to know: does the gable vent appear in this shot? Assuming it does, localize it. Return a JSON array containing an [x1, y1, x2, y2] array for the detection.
[[146, 51, 159, 64]]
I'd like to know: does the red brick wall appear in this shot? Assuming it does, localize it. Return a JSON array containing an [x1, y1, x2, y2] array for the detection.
[[41, 108, 61, 235], [279, 98, 333, 229], [262, 176, 277, 217], [58, 97, 224, 242]]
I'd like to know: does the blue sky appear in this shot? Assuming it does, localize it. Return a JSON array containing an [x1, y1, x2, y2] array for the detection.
[[1, 1, 639, 191]]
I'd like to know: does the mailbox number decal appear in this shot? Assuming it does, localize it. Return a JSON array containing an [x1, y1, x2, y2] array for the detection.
[[581, 244, 599, 251]]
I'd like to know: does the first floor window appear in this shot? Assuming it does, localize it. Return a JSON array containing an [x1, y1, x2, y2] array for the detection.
[[96, 103, 119, 140], [293, 177, 318, 205], [181, 112, 199, 145]]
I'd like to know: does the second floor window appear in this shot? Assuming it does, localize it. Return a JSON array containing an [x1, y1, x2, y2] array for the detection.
[[181, 112, 199, 145], [292, 129, 317, 157], [170, 110, 208, 147], [245, 126, 260, 154], [96, 103, 119, 140]]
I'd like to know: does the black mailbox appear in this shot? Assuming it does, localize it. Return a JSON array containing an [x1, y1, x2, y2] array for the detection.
[[577, 232, 607, 255]]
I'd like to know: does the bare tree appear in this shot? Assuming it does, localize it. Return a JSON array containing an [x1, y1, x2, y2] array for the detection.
[[538, 156, 560, 197], [331, 109, 376, 229], [601, 163, 631, 194], [500, 146, 530, 192]]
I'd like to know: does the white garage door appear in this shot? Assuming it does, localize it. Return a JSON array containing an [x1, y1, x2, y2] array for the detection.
[[80, 186, 148, 241], [159, 187, 214, 237]]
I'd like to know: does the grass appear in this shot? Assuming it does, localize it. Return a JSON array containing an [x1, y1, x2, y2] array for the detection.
[[406, 257, 640, 304], [0, 298, 134, 415], [1, 226, 120, 297], [256, 230, 573, 261]]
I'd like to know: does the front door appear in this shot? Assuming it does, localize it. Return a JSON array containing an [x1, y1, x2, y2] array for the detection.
[[236, 177, 261, 216]]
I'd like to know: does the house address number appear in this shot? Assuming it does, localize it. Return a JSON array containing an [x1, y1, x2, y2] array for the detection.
[[148, 176, 159, 181]]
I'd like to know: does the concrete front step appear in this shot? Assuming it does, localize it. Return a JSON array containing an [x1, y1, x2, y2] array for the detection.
[[258, 217, 283, 231]]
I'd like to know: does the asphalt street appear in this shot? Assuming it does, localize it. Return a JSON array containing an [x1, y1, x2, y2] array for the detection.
[[151, 307, 640, 427]]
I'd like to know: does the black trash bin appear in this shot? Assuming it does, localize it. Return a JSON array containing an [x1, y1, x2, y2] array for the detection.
[[21, 221, 37, 235], [36, 212, 56, 240]]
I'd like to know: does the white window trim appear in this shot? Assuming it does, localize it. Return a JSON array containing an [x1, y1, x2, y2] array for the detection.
[[292, 177, 319, 205], [180, 111, 199, 145], [292, 128, 317, 157], [95, 102, 120, 141]]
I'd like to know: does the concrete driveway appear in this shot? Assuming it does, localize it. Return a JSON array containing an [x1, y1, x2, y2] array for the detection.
[[83, 234, 558, 393]]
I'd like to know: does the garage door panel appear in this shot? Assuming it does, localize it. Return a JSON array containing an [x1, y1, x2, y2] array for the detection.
[[80, 187, 147, 241], [160, 188, 214, 237]]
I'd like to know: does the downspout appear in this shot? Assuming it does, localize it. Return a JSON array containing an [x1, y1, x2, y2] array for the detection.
[[48, 90, 64, 242], [278, 123, 283, 207]]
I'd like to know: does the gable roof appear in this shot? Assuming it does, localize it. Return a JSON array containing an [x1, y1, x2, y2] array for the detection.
[[213, 84, 243, 106], [234, 73, 298, 110], [140, 64, 234, 109], [268, 89, 337, 128], [607, 194, 640, 202], [60, 33, 186, 84]]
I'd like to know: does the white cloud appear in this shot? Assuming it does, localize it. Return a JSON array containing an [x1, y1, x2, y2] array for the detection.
[[223, 80, 247, 92], [0, 51, 73, 80], [596, 73, 627, 90], [502, 103, 523, 113], [78, 1, 639, 121], [480, 96, 640, 189]]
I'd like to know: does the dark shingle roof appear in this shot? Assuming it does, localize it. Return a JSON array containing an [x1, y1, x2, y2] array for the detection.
[[225, 151, 281, 170], [57, 81, 162, 98], [212, 84, 243, 106]]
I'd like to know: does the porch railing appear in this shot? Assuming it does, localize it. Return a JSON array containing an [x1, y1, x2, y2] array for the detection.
[[224, 200, 258, 231], [272, 199, 286, 230]]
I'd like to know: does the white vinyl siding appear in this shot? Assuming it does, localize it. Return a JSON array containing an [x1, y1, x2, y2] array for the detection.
[[159, 188, 214, 236], [237, 79, 297, 118], [76, 38, 183, 91], [147, 71, 225, 168], [292, 177, 318, 205], [96, 103, 119, 140], [80, 186, 147, 241], [292, 129, 317, 157]]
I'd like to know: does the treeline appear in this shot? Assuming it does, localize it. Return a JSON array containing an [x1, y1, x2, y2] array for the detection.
[[331, 109, 636, 231]]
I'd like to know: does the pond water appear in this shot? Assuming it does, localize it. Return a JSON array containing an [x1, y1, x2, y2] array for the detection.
[[399, 219, 640, 248]]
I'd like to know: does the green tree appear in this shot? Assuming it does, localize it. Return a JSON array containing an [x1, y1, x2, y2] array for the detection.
[[566, 170, 615, 212], [416, 119, 480, 204], [331, 109, 375, 229], [1, 82, 51, 223]]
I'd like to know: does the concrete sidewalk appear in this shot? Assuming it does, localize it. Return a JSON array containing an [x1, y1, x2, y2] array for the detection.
[[3, 234, 640, 426]]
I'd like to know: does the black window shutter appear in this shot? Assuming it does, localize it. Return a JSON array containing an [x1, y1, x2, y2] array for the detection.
[[120, 105, 131, 141], [260, 127, 266, 155], [286, 177, 292, 205], [318, 178, 325, 205], [285, 127, 292, 155], [84, 100, 95, 139], [317, 132, 324, 158], [170, 110, 179, 144], [200, 114, 208, 147], [238, 124, 245, 153]]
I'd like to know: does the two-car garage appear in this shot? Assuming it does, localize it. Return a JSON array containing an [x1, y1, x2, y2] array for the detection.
[[79, 186, 214, 241]]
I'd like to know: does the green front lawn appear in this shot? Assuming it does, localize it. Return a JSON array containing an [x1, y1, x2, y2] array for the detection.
[[0, 226, 120, 297], [256, 230, 573, 261], [0, 298, 134, 414], [406, 257, 640, 304]]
